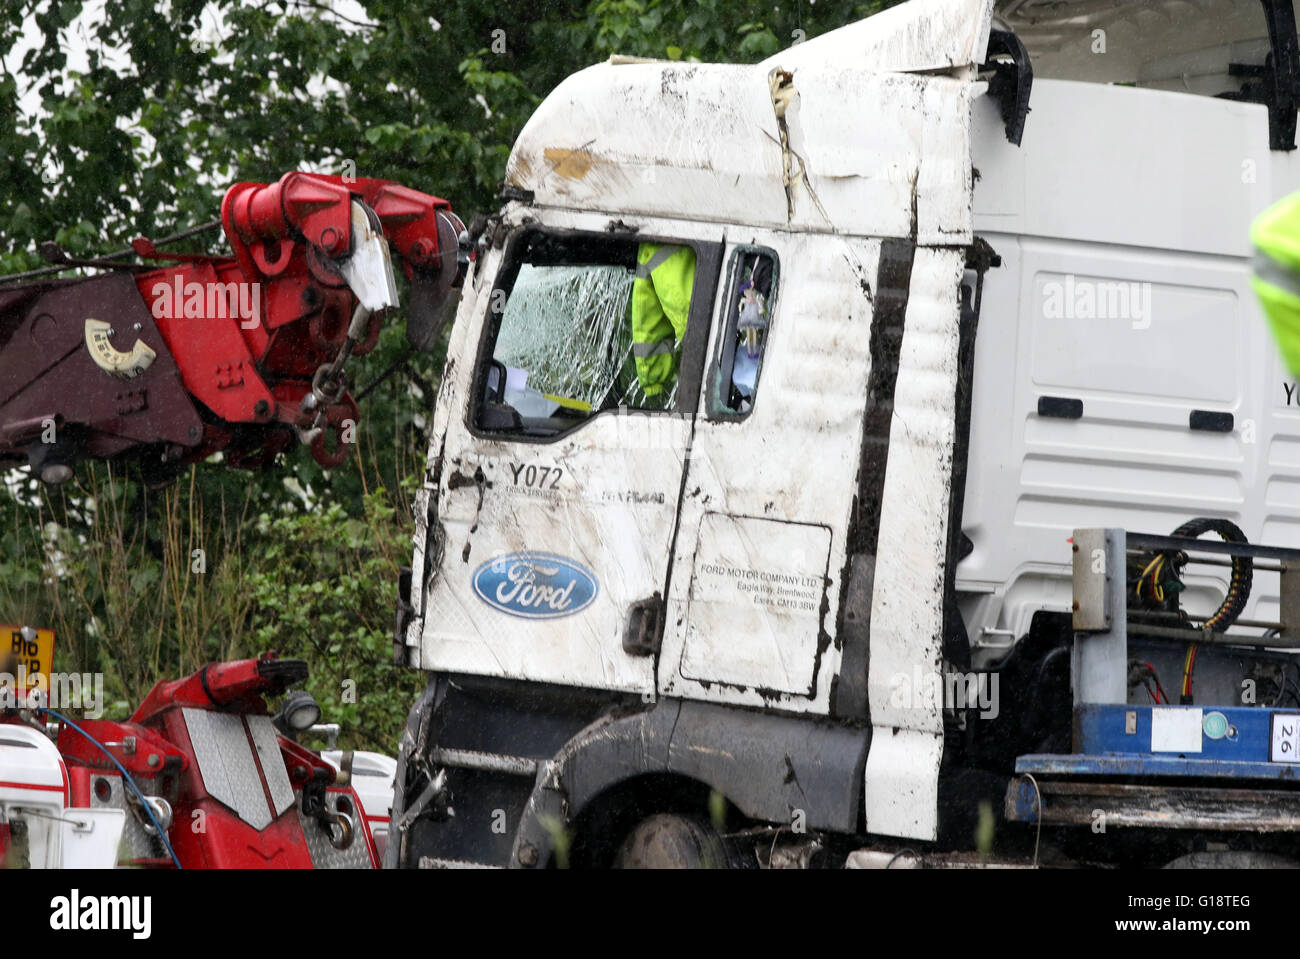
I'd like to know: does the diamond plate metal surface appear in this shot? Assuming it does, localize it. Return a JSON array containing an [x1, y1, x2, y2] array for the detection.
[[88, 774, 167, 862], [183, 707, 273, 830], [296, 791, 375, 869], [247, 715, 296, 818]]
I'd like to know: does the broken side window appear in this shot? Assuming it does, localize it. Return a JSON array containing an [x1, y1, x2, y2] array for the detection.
[[474, 230, 698, 437], [709, 247, 778, 417]]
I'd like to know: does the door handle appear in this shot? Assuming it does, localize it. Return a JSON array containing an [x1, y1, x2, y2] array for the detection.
[[623, 594, 665, 656]]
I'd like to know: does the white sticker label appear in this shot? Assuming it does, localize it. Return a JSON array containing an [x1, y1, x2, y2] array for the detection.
[[1270, 713, 1300, 763], [1150, 707, 1203, 753], [84, 318, 156, 379], [680, 514, 830, 694]]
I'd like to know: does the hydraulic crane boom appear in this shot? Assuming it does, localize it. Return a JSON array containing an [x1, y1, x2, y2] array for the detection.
[[0, 171, 465, 482]]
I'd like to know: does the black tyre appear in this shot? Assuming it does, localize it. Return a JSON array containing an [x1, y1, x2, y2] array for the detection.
[[612, 813, 731, 869], [1164, 851, 1298, 869]]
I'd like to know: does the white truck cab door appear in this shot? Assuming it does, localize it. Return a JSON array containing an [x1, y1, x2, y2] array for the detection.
[[658, 233, 882, 714], [414, 222, 722, 697]]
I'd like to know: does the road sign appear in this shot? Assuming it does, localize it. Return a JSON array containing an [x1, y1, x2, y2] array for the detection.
[[3, 625, 55, 693]]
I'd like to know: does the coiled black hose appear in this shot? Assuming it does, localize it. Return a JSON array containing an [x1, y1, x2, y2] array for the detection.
[[1169, 517, 1253, 631], [1164, 518, 1253, 704]]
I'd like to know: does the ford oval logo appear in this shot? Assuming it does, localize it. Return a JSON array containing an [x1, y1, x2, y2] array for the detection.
[[472, 552, 599, 620]]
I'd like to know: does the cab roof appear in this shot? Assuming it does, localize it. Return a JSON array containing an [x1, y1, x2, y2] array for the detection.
[[503, 0, 992, 240]]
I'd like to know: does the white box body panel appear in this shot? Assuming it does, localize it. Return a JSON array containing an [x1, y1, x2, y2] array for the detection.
[[960, 79, 1300, 655]]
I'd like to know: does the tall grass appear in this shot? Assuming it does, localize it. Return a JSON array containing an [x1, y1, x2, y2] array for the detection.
[[0, 436, 424, 749], [1, 463, 257, 709]]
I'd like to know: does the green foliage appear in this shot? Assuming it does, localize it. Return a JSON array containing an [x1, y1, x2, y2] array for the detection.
[[243, 488, 422, 752], [0, 462, 260, 710], [0, 459, 421, 750], [2, 0, 899, 266]]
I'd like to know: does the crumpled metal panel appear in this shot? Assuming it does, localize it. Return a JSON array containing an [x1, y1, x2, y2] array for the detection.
[[782, 70, 975, 245], [246, 715, 296, 819], [182, 707, 273, 831], [762, 0, 993, 75], [506, 63, 787, 230], [296, 791, 375, 869], [506, 60, 976, 242], [862, 247, 966, 842]]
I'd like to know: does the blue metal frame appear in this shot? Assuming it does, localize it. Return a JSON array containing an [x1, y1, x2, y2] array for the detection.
[[1015, 752, 1300, 781], [1007, 705, 1300, 822], [1016, 703, 1300, 777], [1005, 528, 1300, 826], [1079, 703, 1281, 761], [1003, 701, 1300, 821]]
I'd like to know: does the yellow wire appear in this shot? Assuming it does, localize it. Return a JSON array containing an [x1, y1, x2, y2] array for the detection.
[[1136, 555, 1161, 599], [1182, 643, 1196, 697], [1136, 554, 1169, 601]]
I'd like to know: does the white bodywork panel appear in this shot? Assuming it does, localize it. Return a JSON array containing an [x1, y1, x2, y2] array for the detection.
[[765, 0, 992, 75], [0, 724, 125, 868], [780, 70, 976, 244], [862, 248, 967, 841], [0, 724, 68, 868], [505, 63, 978, 244], [60, 809, 127, 869], [505, 63, 787, 230], [661, 232, 886, 712], [960, 78, 1300, 657]]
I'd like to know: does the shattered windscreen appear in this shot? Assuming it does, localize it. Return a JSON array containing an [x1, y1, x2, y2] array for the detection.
[[492, 263, 673, 415]]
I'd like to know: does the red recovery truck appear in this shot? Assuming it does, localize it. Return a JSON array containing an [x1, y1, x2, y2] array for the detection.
[[2, 653, 377, 868], [0, 171, 465, 868], [0, 170, 465, 479]]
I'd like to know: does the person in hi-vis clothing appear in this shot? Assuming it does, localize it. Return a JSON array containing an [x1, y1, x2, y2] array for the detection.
[[1252, 193, 1300, 376], [630, 243, 695, 398]]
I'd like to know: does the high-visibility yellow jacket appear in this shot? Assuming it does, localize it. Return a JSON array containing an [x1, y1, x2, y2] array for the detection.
[[631, 243, 695, 396], [1252, 192, 1300, 376]]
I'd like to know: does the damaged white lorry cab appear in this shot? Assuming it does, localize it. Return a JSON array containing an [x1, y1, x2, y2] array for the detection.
[[388, 0, 1300, 867]]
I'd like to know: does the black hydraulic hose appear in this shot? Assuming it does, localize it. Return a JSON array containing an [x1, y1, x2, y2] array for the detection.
[[1169, 517, 1253, 631], [1163, 518, 1253, 703]]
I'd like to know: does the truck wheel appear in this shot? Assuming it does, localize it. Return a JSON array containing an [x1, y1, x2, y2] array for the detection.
[[1164, 851, 1299, 869], [612, 813, 731, 869]]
